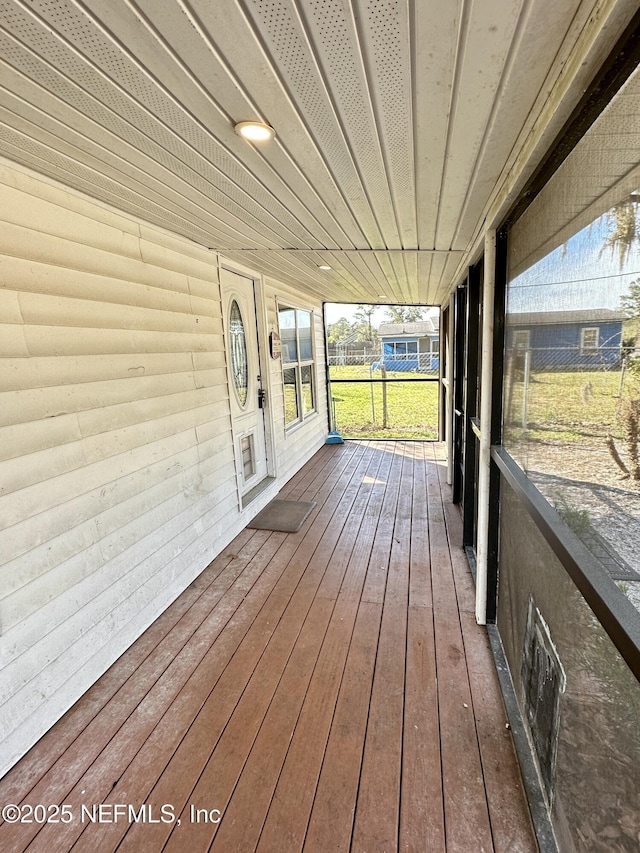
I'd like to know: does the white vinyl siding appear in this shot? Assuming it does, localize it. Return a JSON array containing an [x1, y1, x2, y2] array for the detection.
[[0, 163, 327, 775], [0, 166, 234, 773]]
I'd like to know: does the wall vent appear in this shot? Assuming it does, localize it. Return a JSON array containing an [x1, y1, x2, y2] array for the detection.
[[521, 599, 566, 803]]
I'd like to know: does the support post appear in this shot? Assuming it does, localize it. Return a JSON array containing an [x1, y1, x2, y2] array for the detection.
[[446, 293, 455, 485], [476, 229, 496, 625], [522, 348, 530, 429], [381, 365, 388, 428]]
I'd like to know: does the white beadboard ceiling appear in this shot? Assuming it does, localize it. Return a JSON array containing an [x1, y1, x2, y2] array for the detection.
[[0, 0, 635, 305]]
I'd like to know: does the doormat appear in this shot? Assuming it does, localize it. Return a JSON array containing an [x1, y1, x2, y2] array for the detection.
[[248, 499, 316, 533]]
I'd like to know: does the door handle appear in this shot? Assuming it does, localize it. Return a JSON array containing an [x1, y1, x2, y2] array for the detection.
[[258, 388, 266, 409]]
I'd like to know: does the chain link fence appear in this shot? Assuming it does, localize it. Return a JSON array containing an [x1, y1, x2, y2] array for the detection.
[[328, 352, 439, 372], [503, 343, 640, 587], [503, 345, 627, 436], [507, 344, 625, 374]]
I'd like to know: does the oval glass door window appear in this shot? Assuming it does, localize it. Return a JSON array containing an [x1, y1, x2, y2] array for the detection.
[[229, 299, 248, 407]]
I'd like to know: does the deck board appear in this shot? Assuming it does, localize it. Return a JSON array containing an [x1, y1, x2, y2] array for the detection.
[[439, 462, 537, 853], [0, 441, 537, 853], [428, 447, 495, 853], [352, 449, 412, 852]]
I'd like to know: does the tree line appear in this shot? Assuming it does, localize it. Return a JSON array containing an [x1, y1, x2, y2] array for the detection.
[[327, 304, 429, 346]]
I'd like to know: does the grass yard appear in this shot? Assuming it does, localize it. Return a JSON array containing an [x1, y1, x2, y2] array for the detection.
[[504, 367, 624, 444], [328, 365, 628, 443], [329, 365, 439, 439]]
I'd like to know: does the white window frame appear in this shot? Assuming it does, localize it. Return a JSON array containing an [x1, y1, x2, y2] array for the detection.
[[278, 302, 317, 429], [580, 326, 599, 354]]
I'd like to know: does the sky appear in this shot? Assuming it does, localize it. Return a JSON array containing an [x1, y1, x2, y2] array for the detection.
[[508, 212, 640, 314]]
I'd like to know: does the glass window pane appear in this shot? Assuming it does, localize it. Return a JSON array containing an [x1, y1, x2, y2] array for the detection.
[[297, 309, 313, 361], [279, 304, 316, 427], [278, 306, 298, 363], [283, 367, 299, 425], [229, 300, 248, 407], [301, 364, 314, 414]]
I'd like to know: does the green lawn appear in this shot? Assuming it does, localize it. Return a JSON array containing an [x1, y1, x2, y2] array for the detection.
[[329, 365, 629, 443], [504, 367, 624, 444], [329, 365, 439, 439]]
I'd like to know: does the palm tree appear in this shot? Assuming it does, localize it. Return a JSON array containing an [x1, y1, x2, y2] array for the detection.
[[602, 198, 640, 269]]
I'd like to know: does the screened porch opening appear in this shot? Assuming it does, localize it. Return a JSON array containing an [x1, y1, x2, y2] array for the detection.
[[325, 304, 441, 440]]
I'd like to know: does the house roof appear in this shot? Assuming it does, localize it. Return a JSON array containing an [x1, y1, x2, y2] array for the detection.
[[0, 1, 634, 308], [378, 320, 439, 337], [508, 309, 626, 326]]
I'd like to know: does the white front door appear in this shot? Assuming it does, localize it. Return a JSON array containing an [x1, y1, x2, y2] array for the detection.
[[221, 268, 268, 496]]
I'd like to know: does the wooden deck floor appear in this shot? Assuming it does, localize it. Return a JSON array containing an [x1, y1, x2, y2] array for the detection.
[[0, 441, 537, 853]]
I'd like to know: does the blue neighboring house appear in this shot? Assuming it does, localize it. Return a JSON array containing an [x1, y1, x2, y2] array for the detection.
[[507, 308, 625, 369], [378, 319, 440, 372]]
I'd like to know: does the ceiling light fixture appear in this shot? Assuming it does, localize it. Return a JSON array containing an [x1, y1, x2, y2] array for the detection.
[[318, 264, 331, 270], [234, 121, 275, 142]]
